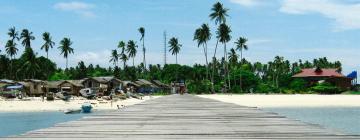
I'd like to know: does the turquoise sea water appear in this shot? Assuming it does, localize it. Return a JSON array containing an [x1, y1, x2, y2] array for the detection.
[[264, 107, 360, 135], [0, 112, 87, 137], [0, 108, 359, 137]]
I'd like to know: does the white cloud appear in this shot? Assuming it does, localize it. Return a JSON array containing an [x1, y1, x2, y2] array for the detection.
[[229, 0, 262, 7], [280, 0, 360, 31], [54, 1, 96, 18], [74, 50, 111, 66]]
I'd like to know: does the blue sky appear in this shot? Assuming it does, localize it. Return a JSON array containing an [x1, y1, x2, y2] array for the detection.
[[0, 0, 359, 75]]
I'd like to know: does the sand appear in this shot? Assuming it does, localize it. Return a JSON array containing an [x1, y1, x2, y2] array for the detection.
[[198, 94, 360, 108], [0, 96, 160, 112]]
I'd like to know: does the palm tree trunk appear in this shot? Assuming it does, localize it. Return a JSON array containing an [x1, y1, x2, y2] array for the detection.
[[143, 39, 146, 71], [133, 57, 135, 67], [203, 44, 209, 80], [240, 50, 243, 92], [211, 40, 219, 93], [225, 43, 230, 91], [66, 57, 68, 70], [223, 43, 227, 93]]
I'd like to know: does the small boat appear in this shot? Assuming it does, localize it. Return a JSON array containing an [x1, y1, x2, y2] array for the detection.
[[81, 102, 93, 113], [79, 88, 96, 99], [64, 109, 81, 114], [56, 91, 71, 101]]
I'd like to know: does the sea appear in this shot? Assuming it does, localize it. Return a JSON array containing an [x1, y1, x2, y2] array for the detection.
[[264, 107, 360, 135], [0, 112, 88, 137], [0, 107, 359, 137]]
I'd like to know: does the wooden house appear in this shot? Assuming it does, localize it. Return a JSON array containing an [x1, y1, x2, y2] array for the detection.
[[292, 68, 352, 90], [152, 80, 171, 92], [135, 79, 160, 93], [59, 80, 84, 96], [83, 77, 121, 95], [19, 79, 46, 96]]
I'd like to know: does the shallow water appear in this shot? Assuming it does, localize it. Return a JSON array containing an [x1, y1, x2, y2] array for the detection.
[[0, 112, 87, 137], [264, 107, 360, 135]]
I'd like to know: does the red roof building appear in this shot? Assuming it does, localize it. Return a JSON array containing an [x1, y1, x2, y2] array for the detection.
[[292, 68, 351, 90]]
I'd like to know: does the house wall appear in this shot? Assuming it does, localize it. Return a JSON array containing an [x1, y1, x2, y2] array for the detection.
[[59, 82, 81, 96], [83, 79, 100, 88]]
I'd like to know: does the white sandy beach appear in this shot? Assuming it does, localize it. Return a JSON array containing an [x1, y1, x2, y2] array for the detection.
[[198, 94, 360, 108], [0, 96, 159, 112]]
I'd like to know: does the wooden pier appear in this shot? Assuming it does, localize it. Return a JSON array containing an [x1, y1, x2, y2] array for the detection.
[[3, 94, 360, 139]]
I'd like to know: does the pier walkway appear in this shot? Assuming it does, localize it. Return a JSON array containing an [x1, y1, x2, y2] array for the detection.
[[4, 94, 360, 139]]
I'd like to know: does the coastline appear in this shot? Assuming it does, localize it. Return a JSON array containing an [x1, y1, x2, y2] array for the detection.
[[0, 96, 159, 112], [198, 94, 360, 108]]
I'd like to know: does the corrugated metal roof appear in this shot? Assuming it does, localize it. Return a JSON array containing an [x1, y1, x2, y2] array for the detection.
[[293, 68, 345, 78]]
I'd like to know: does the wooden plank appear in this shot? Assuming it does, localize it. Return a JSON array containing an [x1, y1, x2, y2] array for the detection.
[[2, 94, 360, 139]]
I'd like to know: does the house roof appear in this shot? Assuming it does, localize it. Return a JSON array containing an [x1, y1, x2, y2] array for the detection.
[[292, 68, 345, 78], [122, 81, 140, 87], [63, 80, 84, 87], [0, 79, 15, 84], [23, 79, 44, 83], [89, 77, 121, 83], [136, 79, 159, 88], [46, 80, 64, 88], [152, 80, 170, 88]]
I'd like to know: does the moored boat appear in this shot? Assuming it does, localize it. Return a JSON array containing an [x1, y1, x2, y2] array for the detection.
[[81, 103, 93, 113], [64, 109, 81, 114]]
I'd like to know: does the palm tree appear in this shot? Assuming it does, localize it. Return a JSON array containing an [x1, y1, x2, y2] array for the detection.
[[168, 37, 181, 64], [194, 24, 211, 80], [5, 40, 18, 79], [209, 2, 229, 25], [41, 32, 55, 59], [58, 38, 74, 69], [119, 53, 128, 69], [117, 41, 126, 53], [19, 47, 40, 79], [228, 48, 238, 65], [218, 23, 231, 91], [235, 37, 248, 92], [20, 29, 35, 48], [228, 48, 238, 87], [138, 27, 146, 71], [109, 49, 119, 67], [8, 27, 19, 42], [210, 2, 229, 93], [126, 40, 137, 67]]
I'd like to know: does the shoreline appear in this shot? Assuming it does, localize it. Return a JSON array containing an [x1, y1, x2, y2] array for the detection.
[[0, 96, 159, 112], [198, 94, 360, 108]]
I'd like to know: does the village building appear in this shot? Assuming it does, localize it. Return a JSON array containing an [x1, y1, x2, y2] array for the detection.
[[58, 80, 84, 96], [121, 81, 140, 93], [292, 68, 352, 90], [152, 80, 171, 92], [19, 79, 46, 96], [135, 79, 160, 93], [82, 77, 121, 95]]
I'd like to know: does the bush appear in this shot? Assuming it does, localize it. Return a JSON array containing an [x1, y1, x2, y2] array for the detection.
[[289, 79, 307, 92], [255, 83, 274, 93], [310, 82, 341, 94], [187, 80, 211, 94]]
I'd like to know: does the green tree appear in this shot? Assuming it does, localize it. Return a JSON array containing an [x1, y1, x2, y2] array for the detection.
[[235, 37, 248, 92], [41, 32, 55, 59], [20, 29, 35, 48], [168, 37, 181, 64], [117, 41, 126, 53], [120, 53, 128, 69], [217, 23, 231, 91], [138, 27, 146, 71], [109, 49, 119, 67], [8, 27, 19, 42], [194, 23, 211, 81], [5, 40, 18, 79], [58, 38, 74, 69], [209, 2, 229, 25], [126, 40, 137, 67]]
